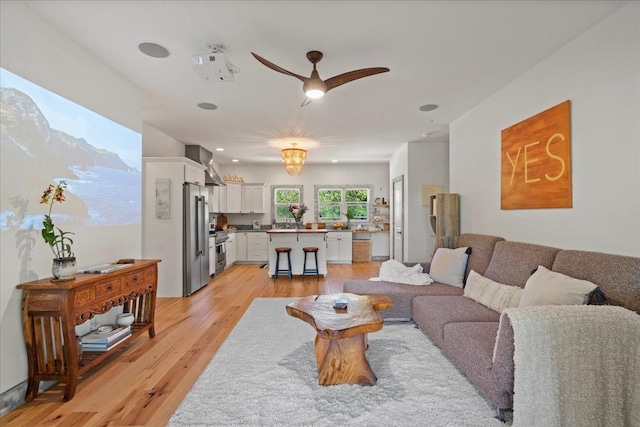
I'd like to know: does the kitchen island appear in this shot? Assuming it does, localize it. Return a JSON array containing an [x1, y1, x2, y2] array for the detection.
[[266, 229, 328, 278]]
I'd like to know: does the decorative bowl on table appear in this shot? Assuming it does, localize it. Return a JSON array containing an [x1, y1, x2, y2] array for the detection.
[[116, 313, 135, 327]]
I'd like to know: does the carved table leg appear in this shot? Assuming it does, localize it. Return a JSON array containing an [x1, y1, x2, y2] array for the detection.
[[62, 321, 79, 401], [314, 334, 377, 386]]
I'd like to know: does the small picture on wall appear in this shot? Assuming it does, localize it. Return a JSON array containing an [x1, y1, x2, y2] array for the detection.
[[156, 178, 171, 219]]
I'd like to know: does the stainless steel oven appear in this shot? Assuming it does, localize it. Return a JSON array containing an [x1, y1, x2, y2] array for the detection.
[[214, 231, 229, 276]]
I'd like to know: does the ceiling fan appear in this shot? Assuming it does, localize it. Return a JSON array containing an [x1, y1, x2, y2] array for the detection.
[[251, 50, 389, 106]]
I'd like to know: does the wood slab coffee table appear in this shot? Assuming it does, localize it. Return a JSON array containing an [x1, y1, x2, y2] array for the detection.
[[286, 293, 393, 386]]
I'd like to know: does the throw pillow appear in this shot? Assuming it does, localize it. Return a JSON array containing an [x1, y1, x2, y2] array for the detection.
[[464, 270, 522, 313], [429, 247, 470, 287], [519, 265, 598, 307]]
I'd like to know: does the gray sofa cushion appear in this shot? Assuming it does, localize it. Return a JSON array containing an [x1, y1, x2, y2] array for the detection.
[[342, 280, 463, 319], [552, 250, 640, 313], [442, 322, 506, 408], [457, 233, 505, 281], [483, 241, 560, 287], [412, 296, 500, 348]]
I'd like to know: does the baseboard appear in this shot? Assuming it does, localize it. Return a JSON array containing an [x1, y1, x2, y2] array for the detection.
[[0, 380, 55, 417]]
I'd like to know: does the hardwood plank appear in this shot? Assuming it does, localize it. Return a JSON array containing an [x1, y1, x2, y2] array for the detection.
[[1, 262, 383, 426]]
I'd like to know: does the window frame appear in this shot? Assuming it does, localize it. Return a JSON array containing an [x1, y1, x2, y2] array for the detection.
[[271, 185, 304, 224], [314, 185, 373, 224]]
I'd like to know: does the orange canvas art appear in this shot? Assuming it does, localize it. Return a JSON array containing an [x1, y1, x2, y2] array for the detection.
[[501, 100, 572, 210]]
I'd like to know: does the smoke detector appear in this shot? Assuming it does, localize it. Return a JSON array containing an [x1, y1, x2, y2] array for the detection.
[[192, 44, 240, 82]]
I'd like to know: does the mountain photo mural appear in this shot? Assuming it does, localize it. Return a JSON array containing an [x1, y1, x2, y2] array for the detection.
[[0, 67, 141, 232]]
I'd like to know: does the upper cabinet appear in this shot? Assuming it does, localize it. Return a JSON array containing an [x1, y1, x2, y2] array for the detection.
[[226, 183, 242, 213], [209, 185, 229, 213], [184, 163, 205, 185], [241, 184, 266, 213]]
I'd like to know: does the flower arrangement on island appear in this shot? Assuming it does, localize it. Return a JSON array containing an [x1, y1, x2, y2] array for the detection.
[[288, 203, 308, 221], [40, 180, 75, 260], [288, 204, 308, 228]]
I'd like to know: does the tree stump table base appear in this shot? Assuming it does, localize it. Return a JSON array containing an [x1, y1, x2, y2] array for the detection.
[[286, 293, 393, 386]]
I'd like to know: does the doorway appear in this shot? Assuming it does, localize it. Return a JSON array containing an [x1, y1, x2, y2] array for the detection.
[[392, 176, 404, 261]]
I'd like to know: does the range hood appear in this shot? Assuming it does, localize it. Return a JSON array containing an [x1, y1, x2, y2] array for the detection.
[[185, 145, 226, 186]]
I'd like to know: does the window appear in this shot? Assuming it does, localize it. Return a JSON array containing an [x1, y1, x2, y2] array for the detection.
[[316, 185, 372, 223], [272, 185, 303, 223]]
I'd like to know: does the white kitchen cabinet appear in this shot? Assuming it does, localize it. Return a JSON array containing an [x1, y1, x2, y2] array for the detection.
[[241, 184, 266, 213], [235, 232, 248, 262], [326, 232, 352, 263], [184, 164, 205, 185], [219, 185, 227, 213], [246, 232, 268, 261], [209, 185, 228, 214], [234, 231, 267, 263], [225, 232, 236, 267], [226, 183, 242, 213], [209, 186, 220, 213], [371, 232, 390, 259]]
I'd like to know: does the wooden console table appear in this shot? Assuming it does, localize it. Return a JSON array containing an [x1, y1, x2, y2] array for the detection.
[[17, 259, 160, 401]]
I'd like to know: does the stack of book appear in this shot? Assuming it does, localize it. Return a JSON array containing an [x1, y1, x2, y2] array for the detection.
[[81, 326, 132, 352]]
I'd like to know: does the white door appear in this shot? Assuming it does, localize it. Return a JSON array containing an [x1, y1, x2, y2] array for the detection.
[[392, 176, 404, 261]]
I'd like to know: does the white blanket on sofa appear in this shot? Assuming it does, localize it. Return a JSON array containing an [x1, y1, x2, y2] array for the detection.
[[504, 305, 640, 427], [369, 259, 434, 286]]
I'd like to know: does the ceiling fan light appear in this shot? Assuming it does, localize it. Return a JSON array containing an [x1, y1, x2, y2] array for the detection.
[[305, 89, 325, 99]]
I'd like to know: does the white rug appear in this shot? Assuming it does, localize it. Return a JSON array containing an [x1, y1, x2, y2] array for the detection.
[[169, 298, 505, 426]]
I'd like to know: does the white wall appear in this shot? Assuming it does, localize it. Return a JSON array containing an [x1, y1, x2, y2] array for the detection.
[[407, 141, 449, 261], [218, 163, 390, 226], [450, 2, 640, 257], [143, 123, 186, 157], [0, 2, 141, 395], [389, 141, 450, 262], [390, 144, 408, 261]]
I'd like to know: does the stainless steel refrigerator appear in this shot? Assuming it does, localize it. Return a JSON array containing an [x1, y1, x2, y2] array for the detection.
[[183, 182, 210, 296]]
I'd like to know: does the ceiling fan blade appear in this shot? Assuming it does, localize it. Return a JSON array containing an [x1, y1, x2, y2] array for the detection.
[[251, 52, 309, 83], [324, 67, 390, 92]]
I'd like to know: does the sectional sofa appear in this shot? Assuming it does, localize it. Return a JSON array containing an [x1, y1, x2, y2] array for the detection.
[[343, 233, 640, 419]]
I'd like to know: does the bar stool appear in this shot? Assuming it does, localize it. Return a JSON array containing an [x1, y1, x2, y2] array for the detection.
[[274, 247, 292, 281], [302, 247, 320, 281]]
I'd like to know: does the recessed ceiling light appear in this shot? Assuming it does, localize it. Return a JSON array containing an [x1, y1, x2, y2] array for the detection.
[[197, 102, 218, 110], [232, 159, 239, 163], [331, 160, 338, 163], [216, 148, 224, 151], [419, 104, 438, 112], [138, 42, 170, 58]]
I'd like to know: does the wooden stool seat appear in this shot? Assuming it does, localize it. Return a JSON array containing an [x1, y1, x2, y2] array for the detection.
[[302, 247, 320, 281], [274, 247, 292, 281]]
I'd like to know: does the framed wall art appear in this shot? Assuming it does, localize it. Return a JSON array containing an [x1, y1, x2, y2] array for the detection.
[[501, 100, 572, 210]]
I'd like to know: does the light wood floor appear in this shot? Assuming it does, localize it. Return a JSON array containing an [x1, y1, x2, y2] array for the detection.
[[1, 262, 383, 426]]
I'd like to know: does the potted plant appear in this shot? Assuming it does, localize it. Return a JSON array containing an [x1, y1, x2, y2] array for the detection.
[[342, 208, 355, 230], [40, 180, 76, 280]]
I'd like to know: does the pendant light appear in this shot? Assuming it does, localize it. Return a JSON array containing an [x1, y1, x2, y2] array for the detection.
[[281, 143, 307, 176]]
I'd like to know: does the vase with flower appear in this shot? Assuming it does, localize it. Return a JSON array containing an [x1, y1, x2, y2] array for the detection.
[[40, 180, 76, 281], [288, 203, 308, 230]]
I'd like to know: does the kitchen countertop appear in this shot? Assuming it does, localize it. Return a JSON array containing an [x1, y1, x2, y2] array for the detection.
[[267, 229, 328, 234]]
